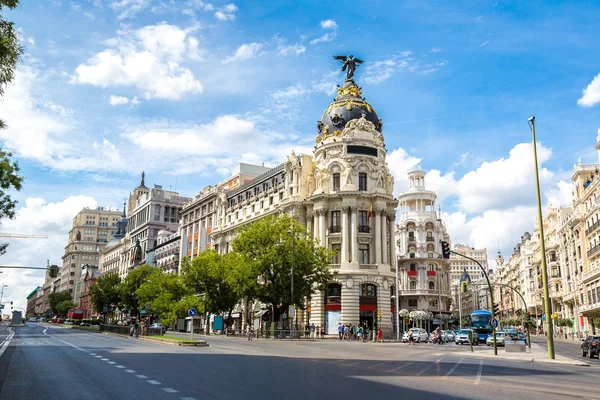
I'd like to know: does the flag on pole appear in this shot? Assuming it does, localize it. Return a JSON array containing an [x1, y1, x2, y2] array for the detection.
[[368, 203, 373, 223]]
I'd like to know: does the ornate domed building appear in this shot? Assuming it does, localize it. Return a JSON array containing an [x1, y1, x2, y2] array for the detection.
[[211, 60, 398, 336]]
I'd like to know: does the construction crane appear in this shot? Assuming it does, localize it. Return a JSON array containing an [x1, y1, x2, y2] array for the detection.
[[0, 233, 48, 239]]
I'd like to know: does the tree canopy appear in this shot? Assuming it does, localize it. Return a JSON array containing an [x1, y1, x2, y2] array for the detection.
[[232, 214, 333, 318], [48, 291, 75, 318], [89, 273, 122, 320], [118, 264, 155, 316]]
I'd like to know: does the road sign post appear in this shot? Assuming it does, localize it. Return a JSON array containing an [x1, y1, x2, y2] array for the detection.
[[490, 318, 499, 330], [188, 308, 197, 341]]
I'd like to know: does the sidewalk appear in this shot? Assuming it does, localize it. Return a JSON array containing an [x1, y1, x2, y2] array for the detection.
[[450, 343, 590, 367]]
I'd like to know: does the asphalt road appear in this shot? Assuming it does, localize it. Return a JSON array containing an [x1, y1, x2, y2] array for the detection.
[[0, 324, 599, 400], [530, 334, 600, 364]]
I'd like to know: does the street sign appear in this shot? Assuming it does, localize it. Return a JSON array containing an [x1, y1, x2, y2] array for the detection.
[[490, 318, 499, 329], [289, 305, 295, 318], [188, 308, 197, 317]]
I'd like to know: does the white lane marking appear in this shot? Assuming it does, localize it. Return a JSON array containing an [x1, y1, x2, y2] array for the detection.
[[115, 365, 126, 369], [0, 338, 11, 358], [162, 388, 179, 393], [125, 370, 136, 373], [474, 359, 483, 385], [95, 356, 102, 358], [181, 397, 197, 400], [136, 375, 148, 379], [43, 328, 47, 334], [107, 361, 117, 365], [417, 358, 442, 376], [101, 358, 109, 361], [89, 353, 96, 356], [442, 358, 464, 379], [146, 380, 161, 385], [58, 340, 89, 353]]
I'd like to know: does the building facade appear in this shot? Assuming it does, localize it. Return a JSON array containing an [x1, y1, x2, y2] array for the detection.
[[99, 204, 129, 278], [154, 231, 180, 274], [26, 286, 40, 317], [395, 170, 452, 326], [449, 244, 488, 283], [60, 207, 121, 295], [211, 76, 399, 336], [126, 176, 189, 275], [79, 268, 99, 319]]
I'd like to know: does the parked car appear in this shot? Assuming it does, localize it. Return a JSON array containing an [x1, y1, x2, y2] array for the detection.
[[502, 327, 519, 340], [150, 323, 167, 334], [445, 330, 456, 342], [455, 329, 478, 345], [486, 332, 506, 346], [80, 321, 91, 327], [402, 328, 429, 343], [63, 320, 74, 325], [581, 336, 600, 358]]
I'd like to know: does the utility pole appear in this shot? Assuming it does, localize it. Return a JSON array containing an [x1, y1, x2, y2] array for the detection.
[[459, 285, 463, 329], [529, 116, 555, 359], [395, 255, 400, 341]]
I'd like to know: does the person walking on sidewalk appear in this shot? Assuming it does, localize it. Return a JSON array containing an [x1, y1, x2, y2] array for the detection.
[[246, 324, 252, 341], [376, 328, 383, 343], [338, 322, 343, 340], [310, 323, 315, 340]]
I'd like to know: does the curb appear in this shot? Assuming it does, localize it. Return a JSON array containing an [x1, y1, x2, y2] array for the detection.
[[449, 351, 590, 367], [138, 337, 209, 347]]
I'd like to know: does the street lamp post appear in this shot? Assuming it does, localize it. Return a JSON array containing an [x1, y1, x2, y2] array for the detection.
[[529, 116, 556, 359], [290, 222, 295, 341], [395, 255, 400, 341]]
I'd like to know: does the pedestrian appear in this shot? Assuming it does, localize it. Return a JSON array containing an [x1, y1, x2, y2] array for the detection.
[[320, 325, 325, 339], [408, 329, 415, 345], [129, 323, 134, 338], [134, 321, 140, 339], [357, 326, 363, 342], [246, 324, 252, 341], [310, 322, 315, 340], [338, 322, 343, 340], [377, 328, 383, 343]]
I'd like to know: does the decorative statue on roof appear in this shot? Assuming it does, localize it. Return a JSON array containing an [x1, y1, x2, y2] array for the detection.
[[333, 55, 364, 80]]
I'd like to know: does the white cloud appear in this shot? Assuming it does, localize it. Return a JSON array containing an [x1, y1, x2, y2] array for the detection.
[[109, 95, 130, 105], [214, 3, 238, 21], [222, 42, 263, 64], [431, 47, 442, 53], [272, 34, 305, 56], [361, 52, 412, 84], [386, 147, 422, 197], [73, 23, 203, 100], [0, 195, 99, 312], [577, 73, 600, 107], [320, 19, 338, 29], [109, 0, 151, 19], [545, 180, 573, 207], [310, 19, 338, 44]]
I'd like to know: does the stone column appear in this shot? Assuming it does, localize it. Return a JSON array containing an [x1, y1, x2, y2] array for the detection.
[[309, 288, 324, 326], [341, 280, 359, 325], [341, 206, 349, 263], [306, 211, 313, 237], [389, 212, 397, 268], [351, 207, 358, 263], [382, 214, 388, 265], [375, 209, 382, 265], [319, 210, 326, 247]]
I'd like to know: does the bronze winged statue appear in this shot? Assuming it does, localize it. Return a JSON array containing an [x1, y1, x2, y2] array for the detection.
[[333, 54, 364, 80]]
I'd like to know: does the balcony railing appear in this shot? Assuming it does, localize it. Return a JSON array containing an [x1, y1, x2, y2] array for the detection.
[[359, 264, 378, 270], [407, 270, 417, 277], [586, 220, 600, 237], [587, 243, 600, 259], [426, 236, 434, 242], [358, 225, 371, 233], [427, 270, 437, 277], [330, 225, 342, 233], [408, 237, 416, 242], [399, 289, 452, 297]]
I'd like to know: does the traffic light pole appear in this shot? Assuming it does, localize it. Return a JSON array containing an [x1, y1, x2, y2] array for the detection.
[[450, 250, 497, 355]]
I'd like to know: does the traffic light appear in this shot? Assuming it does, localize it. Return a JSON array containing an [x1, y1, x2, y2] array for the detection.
[[49, 264, 59, 278], [377, 310, 382, 320], [527, 312, 531, 321], [461, 281, 468, 293], [441, 241, 450, 259], [493, 303, 500, 316]]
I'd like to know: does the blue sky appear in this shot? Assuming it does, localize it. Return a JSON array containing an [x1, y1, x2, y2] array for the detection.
[[1, 0, 600, 309]]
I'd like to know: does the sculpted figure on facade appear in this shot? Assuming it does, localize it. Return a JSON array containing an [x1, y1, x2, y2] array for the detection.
[[314, 168, 321, 190], [343, 164, 354, 185], [343, 113, 377, 135], [287, 150, 299, 171], [385, 173, 394, 194], [306, 173, 314, 194], [320, 168, 329, 189]]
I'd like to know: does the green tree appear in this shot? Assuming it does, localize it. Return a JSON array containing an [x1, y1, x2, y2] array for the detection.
[[136, 268, 197, 326], [232, 214, 333, 321], [182, 250, 240, 321], [0, 2, 25, 256], [593, 317, 600, 330], [89, 273, 122, 322], [48, 291, 72, 315], [55, 300, 77, 318], [118, 264, 155, 317]]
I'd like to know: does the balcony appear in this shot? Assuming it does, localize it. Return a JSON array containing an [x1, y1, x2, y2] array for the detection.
[[587, 243, 600, 259], [358, 225, 371, 233], [586, 220, 600, 237], [427, 270, 437, 277], [330, 225, 342, 233], [399, 289, 452, 297], [426, 236, 434, 242], [408, 237, 416, 242], [359, 264, 377, 270], [407, 270, 417, 277]]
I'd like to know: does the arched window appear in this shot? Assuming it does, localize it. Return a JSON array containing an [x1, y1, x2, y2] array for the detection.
[[409, 281, 417, 290], [76, 231, 81, 241], [429, 281, 435, 290], [410, 263, 416, 271]]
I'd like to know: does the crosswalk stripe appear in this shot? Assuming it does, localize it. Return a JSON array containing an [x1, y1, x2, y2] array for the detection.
[[442, 358, 464, 379], [474, 359, 483, 385]]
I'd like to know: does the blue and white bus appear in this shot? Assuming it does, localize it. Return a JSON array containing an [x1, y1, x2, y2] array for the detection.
[[469, 310, 493, 343]]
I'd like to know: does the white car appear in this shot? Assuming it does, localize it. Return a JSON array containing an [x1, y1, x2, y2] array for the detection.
[[444, 330, 456, 342], [402, 328, 429, 343], [455, 329, 478, 345]]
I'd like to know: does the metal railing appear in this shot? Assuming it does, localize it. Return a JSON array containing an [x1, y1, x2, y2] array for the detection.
[[358, 225, 371, 233], [330, 225, 342, 233]]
